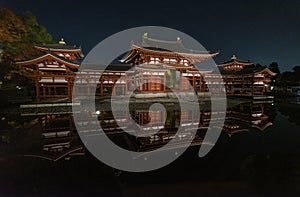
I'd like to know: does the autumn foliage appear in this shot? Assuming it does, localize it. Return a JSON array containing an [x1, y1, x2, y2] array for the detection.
[[0, 8, 54, 83]]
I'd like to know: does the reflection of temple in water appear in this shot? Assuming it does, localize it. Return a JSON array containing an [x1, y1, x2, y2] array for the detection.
[[224, 102, 273, 136], [22, 113, 84, 161], [95, 102, 273, 151], [15, 101, 274, 161]]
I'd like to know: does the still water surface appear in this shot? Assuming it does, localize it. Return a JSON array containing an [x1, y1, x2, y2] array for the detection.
[[0, 99, 300, 196]]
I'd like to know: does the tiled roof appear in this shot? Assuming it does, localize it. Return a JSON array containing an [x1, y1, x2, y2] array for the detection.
[[35, 44, 81, 50]]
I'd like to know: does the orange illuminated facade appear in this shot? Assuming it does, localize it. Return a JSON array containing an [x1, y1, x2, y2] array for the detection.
[[218, 55, 276, 96], [17, 36, 276, 101], [16, 38, 83, 101]]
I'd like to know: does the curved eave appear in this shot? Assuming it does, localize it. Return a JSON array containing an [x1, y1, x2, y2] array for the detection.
[[142, 36, 211, 53], [258, 68, 277, 76], [252, 122, 273, 131], [35, 46, 82, 53], [187, 69, 214, 74], [135, 65, 169, 71], [22, 147, 84, 162], [131, 44, 219, 59], [218, 60, 253, 67], [16, 53, 79, 69]]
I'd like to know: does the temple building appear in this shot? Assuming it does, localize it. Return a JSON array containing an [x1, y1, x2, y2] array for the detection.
[[16, 38, 84, 101], [119, 33, 218, 94], [217, 55, 276, 96], [74, 35, 276, 99], [75, 33, 218, 98], [17, 35, 276, 101]]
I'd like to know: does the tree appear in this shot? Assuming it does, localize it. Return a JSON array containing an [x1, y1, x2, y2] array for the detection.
[[21, 12, 54, 44], [255, 63, 263, 68], [0, 8, 26, 43], [0, 8, 54, 86], [268, 62, 280, 74], [292, 66, 300, 73]]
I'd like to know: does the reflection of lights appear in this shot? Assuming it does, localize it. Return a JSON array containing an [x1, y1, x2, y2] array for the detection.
[[254, 81, 264, 85], [270, 86, 274, 90], [16, 85, 22, 90], [252, 113, 262, 117], [271, 103, 274, 106], [95, 110, 101, 115]]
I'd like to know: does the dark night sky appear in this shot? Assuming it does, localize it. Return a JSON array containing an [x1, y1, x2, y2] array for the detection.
[[2, 0, 300, 71]]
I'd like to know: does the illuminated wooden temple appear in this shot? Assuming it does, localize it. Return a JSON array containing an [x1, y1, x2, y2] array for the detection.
[[218, 55, 276, 96], [17, 35, 276, 101], [73, 33, 218, 98], [119, 33, 218, 93], [16, 38, 84, 101]]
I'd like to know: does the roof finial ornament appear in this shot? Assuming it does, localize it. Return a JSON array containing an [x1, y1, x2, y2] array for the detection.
[[231, 54, 237, 60], [59, 37, 66, 45], [177, 37, 181, 42]]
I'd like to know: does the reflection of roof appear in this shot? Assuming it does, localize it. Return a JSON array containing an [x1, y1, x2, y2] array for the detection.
[[252, 122, 273, 131], [23, 146, 84, 162]]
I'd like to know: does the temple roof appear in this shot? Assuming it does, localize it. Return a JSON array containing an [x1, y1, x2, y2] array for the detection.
[[35, 44, 82, 51], [221, 66, 277, 76], [218, 55, 253, 67], [141, 33, 210, 54], [35, 38, 82, 52], [16, 53, 80, 69], [120, 34, 218, 64]]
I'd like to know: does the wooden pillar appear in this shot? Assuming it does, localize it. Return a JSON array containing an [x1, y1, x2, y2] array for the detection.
[[54, 86, 57, 97], [125, 76, 128, 95], [141, 73, 143, 91], [192, 74, 196, 91], [251, 74, 254, 96], [67, 79, 72, 101], [112, 76, 116, 96], [36, 80, 40, 101], [43, 86, 46, 98], [149, 74, 152, 91], [241, 76, 244, 95], [100, 79, 103, 96], [199, 74, 203, 92], [163, 71, 166, 92], [134, 75, 136, 92], [87, 76, 90, 96]]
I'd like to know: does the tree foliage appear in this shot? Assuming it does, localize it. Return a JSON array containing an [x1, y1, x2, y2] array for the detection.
[[21, 12, 54, 44], [276, 66, 300, 86], [268, 62, 281, 74], [0, 8, 54, 84], [0, 8, 26, 43]]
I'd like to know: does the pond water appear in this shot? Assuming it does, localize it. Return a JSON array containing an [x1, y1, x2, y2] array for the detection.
[[1, 99, 300, 196]]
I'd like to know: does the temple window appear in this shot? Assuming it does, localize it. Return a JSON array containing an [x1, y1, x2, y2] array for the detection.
[[150, 57, 160, 64], [180, 59, 189, 66]]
